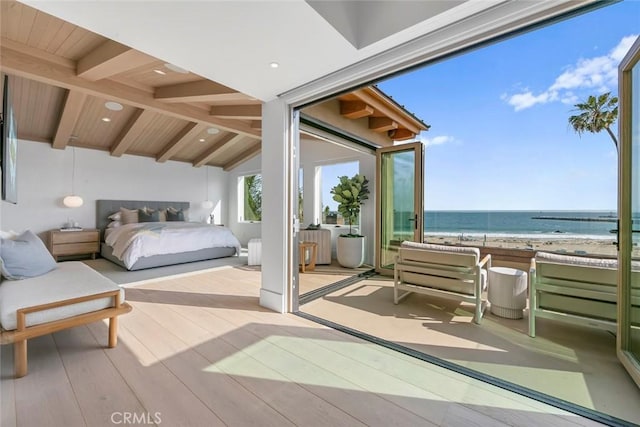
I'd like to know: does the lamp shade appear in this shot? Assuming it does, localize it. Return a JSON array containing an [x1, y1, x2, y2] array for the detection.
[[63, 195, 84, 208], [202, 200, 214, 209]]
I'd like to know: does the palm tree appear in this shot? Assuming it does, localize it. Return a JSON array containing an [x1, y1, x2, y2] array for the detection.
[[568, 92, 619, 152]]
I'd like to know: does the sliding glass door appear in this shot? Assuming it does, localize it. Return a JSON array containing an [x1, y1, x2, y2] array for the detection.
[[618, 36, 640, 388], [376, 142, 424, 274]]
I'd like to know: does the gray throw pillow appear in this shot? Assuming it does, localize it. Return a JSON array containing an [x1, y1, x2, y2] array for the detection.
[[0, 230, 57, 280], [139, 209, 160, 222], [166, 209, 185, 221]]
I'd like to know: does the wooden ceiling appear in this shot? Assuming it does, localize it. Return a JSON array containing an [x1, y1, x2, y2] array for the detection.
[[0, 1, 427, 170]]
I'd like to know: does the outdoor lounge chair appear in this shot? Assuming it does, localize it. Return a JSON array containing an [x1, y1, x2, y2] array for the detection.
[[394, 241, 491, 324]]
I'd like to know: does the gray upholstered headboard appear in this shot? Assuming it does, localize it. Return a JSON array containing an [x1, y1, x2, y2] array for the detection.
[[96, 199, 190, 239]]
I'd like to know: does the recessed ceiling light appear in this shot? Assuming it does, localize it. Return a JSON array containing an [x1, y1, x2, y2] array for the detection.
[[101, 117, 111, 122], [269, 62, 279, 68], [104, 101, 123, 111], [164, 63, 189, 74], [199, 138, 205, 142], [153, 69, 166, 75], [207, 127, 220, 135]]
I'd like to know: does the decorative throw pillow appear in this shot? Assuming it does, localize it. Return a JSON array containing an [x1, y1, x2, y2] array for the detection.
[[139, 209, 160, 222], [158, 209, 167, 222], [120, 207, 139, 224], [0, 230, 57, 280], [166, 209, 185, 221], [107, 220, 122, 228], [108, 211, 121, 221]]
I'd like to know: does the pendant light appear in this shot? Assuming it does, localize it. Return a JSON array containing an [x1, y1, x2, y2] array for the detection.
[[63, 147, 83, 208]]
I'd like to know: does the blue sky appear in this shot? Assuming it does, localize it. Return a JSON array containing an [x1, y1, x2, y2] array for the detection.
[[374, 1, 639, 211]]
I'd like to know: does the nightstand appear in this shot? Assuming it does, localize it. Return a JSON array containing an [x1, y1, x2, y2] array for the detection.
[[48, 229, 100, 261]]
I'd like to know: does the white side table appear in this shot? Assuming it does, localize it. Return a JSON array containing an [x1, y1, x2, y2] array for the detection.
[[488, 267, 527, 319]]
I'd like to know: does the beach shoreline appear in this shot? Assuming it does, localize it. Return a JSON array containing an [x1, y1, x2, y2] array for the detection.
[[424, 233, 618, 257]]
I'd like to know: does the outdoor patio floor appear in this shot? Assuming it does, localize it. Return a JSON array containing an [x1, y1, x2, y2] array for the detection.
[[300, 275, 640, 425]]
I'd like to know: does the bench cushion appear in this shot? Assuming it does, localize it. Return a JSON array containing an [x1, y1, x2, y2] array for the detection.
[[0, 261, 125, 331]]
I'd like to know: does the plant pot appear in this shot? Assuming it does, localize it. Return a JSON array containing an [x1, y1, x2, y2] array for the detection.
[[336, 235, 366, 268]]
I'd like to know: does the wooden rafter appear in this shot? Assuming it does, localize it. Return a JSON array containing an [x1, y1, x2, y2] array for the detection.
[[340, 100, 373, 119], [352, 89, 422, 134], [110, 109, 155, 157], [369, 117, 398, 132], [0, 42, 261, 139], [210, 104, 261, 120], [156, 122, 207, 163], [77, 40, 157, 81], [154, 80, 246, 103], [223, 144, 261, 171], [250, 120, 261, 129], [388, 128, 415, 141], [192, 134, 242, 167], [52, 90, 87, 149]]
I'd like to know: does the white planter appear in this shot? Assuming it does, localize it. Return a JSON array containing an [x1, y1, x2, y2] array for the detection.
[[336, 236, 366, 268]]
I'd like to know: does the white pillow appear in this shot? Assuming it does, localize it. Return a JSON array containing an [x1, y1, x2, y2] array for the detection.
[[107, 221, 122, 228], [0, 230, 19, 240], [108, 212, 121, 221]]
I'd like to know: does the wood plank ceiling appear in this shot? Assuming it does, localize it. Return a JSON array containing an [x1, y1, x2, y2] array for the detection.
[[0, 1, 427, 170]]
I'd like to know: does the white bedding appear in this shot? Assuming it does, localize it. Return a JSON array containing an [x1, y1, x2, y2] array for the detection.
[[105, 222, 241, 269]]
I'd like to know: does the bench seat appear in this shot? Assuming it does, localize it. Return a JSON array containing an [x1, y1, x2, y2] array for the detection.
[[0, 261, 132, 377]]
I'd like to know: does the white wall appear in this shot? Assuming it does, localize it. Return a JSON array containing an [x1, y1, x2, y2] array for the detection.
[[229, 137, 376, 263], [1, 140, 228, 235]]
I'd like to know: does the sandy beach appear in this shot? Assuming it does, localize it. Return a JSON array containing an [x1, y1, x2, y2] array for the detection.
[[425, 234, 619, 257]]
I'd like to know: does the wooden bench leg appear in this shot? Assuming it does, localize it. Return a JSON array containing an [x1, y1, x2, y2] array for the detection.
[[108, 317, 118, 348], [15, 339, 27, 378]]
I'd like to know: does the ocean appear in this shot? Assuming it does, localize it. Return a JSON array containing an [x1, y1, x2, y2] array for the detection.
[[416, 210, 618, 240]]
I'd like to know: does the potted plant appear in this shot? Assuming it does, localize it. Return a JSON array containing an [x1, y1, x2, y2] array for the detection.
[[330, 173, 370, 268]]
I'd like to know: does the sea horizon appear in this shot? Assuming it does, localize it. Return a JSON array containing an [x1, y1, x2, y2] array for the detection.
[[398, 210, 621, 239]]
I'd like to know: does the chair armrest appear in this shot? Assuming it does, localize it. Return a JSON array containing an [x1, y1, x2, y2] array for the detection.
[[479, 254, 491, 268]]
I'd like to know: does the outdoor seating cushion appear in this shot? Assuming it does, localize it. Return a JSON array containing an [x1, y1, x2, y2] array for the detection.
[[0, 261, 125, 331]]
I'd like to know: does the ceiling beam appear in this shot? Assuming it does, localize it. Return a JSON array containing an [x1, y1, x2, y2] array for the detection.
[[110, 109, 156, 157], [210, 104, 261, 120], [77, 40, 157, 81], [388, 128, 416, 141], [352, 89, 422, 134], [340, 100, 373, 119], [368, 117, 398, 132], [156, 122, 207, 163], [250, 120, 261, 129], [0, 42, 260, 139], [223, 144, 261, 171], [52, 90, 87, 149], [154, 80, 248, 103], [192, 133, 242, 167]]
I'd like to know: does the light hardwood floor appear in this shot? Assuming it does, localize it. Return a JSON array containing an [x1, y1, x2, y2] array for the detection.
[[1, 266, 607, 427]]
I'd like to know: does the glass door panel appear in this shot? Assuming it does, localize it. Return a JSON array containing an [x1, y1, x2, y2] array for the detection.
[[376, 142, 424, 273], [618, 36, 640, 388]]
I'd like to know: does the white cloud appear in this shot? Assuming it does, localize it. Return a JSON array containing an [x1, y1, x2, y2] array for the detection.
[[504, 34, 638, 111], [420, 135, 455, 147]]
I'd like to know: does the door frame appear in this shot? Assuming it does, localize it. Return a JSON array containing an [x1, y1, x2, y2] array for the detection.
[[617, 35, 640, 388], [375, 142, 424, 275]]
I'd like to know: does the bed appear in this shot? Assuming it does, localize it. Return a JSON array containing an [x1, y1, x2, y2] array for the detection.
[[97, 200, 241, 271]]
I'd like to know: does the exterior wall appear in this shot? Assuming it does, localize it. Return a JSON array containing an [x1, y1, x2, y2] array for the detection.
[[1, 140, 228, 235]]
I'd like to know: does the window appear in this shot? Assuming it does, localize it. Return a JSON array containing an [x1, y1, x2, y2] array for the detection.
[[317, 161, 359, 225], [298, 168, 304, 222], [238, 174, 262, 222]]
